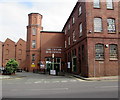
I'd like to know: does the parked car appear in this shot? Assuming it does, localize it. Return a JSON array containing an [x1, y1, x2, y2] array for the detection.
[[0, 67, 4, 73]]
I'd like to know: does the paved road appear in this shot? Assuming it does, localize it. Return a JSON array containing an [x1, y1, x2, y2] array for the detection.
[[2, 72, 118, 98]]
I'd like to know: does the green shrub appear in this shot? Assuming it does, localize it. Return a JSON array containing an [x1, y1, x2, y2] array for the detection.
[[5, 59, 19, 74]]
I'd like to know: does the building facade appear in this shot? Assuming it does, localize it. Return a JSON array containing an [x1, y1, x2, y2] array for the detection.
[[63, 1, 119, 77], [2, 38, 16, 67], [26, 13, 65, 72], [16, 39, 26, 69], [1, 38, 26, 69], [1, 1, 119, 77]]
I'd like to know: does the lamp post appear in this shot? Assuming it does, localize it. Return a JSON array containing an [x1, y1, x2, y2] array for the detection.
[[52, 53, 54, 70]]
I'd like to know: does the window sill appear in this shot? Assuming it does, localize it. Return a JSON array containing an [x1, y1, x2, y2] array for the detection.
[[107, 8, 114, 10], [109, 59, 118, 61], [95, 59, 104, 61], [94, 31, 102, 33], [108, 32, 116, 34], [93, 7, 101, 9]]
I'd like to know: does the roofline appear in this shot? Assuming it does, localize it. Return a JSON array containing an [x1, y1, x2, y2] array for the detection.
[[4, 38, 15, 43], [16, 38, 26, 44], [62, 2, 79, 31], [41, 31, 64, 33]]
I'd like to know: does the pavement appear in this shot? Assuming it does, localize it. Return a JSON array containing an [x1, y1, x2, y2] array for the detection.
[[73, 74, 119, 81], [0, 72, 26, 80], [0, 71, 119, 81]]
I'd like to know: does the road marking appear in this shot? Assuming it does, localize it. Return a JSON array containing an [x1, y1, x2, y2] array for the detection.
[[70, 79, 77, 82], [34, 81, 42, 84], [61, 80, 68, 83], [31, 88, 68, 91]]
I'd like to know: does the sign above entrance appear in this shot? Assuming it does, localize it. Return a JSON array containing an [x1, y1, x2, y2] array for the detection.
[[46, 48, 62, 54], [31, 63, 35, 67]]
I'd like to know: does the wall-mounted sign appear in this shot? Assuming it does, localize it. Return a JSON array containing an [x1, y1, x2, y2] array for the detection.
[[46, 61, 51, 63], [31, 63, 35, 67], [68, 62, 70, 68], [40, 64, 45, 69], [46, 48, 62, 54]]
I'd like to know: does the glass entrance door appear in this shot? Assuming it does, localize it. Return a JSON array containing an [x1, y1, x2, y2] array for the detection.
[[45, 57, 61, 72]]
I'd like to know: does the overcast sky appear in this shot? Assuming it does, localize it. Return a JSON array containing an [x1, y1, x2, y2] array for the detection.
[[0, 0, 78, 42]]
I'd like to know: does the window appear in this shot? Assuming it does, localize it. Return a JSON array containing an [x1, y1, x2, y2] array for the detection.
[[79, 6, 82, 15], [65, 41, 67, 48], [93, 0, 100, 8], [72, 49, 76, 57], [107, 18, 116, 33], [32, 28, 36, 35], [106, 0, 113, 9], [79, 23, 82, 37], [109, 44, 118, 60], [94, 18, 102, 32], [95, 44, 104, 60], [32, 54, 35, 61], [73, 31, 76, 42], [68, 24, 70, 30], [72, 17, 75, 24], [32, 40, 36, 48], [68, 36, 70, 46]]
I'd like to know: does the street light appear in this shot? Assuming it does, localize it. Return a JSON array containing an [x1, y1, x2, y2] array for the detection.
[[52, 53, 54, 70]]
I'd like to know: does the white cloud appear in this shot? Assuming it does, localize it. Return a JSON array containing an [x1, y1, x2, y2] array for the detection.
[[0, 0, 78, 42]]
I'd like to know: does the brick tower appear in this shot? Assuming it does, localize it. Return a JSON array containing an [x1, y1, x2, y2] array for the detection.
[[26, 13, 43, 71]]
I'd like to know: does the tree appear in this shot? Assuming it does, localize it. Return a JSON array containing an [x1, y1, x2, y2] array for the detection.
[[5, 59, 19, 74]]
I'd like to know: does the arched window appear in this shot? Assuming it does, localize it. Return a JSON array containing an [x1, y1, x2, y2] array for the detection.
[[107, 18, 116, 33], [32, 40, 36, 48], [106, 0, 113, 9], [93, 0, 100, 8], [32, 28, 37, 35], [94, 18, 102, 32], [73, 31, 76, 42], [109, 44, 118, 60], [95, 44, 104, 60], [79, 23, 82, 37], [32, 54, 35, 61]]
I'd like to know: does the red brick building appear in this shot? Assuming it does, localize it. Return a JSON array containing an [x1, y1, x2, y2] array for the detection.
[[26, 13, 65, 72], [63, 1, 119, 77], [1, 1, 119, 77], [15, 38, 26, 69], [1, 38, 26, 69], [2, 38, 16, 67]]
